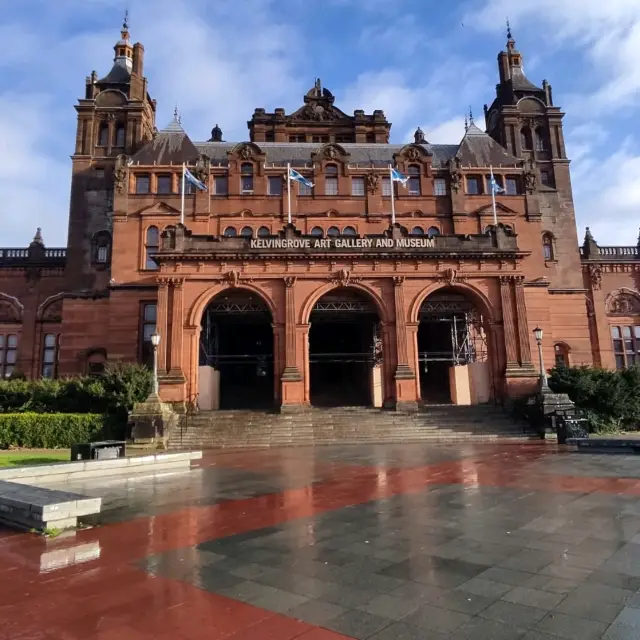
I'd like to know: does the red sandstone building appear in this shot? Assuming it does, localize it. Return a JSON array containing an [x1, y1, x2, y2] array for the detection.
[[1, 22, 639, 411]]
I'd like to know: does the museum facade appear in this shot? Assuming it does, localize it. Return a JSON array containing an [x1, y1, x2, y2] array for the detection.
[[1, 21, 639, 412]]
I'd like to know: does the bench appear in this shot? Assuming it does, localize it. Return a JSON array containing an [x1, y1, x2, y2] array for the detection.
[[567, 438, 640, 454], [0, 480, 101, 532]]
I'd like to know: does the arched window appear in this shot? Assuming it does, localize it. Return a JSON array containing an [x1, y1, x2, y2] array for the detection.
[[325, 163, 339, 196], [535, 127, 549, 152], [240, 226, 253, 237], [554, 343, 570, 368], [407, 165, 421, 195], [343, 226, 357, 236], [327, 226, 340, 237], [410, 226, 424, 236], [520, 126, 533, 150], [257, 226, 270, 237], [115, 125, 125, 148], [240, 163, 254, 194], [145, 226, 159, 270], [542, 233, 554, 260], [223, 227, 237, 237], [427, 226, 440, 237], [310, 226, 323, 237], [92, 231, 111, 264], [98, 123, 109, 147]]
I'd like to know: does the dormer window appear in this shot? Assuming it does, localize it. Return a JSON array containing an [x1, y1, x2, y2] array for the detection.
[[466, 176, 480, 195], [241, 163, 254, 194], [98, 123, 109, 147], [535, 127, 549, 152], [407, 165, 421, 195], [115, 125, 125, 147], [135, 174, 150, 194], [325, 164, 338, 196], [520, 127, 533, 150]]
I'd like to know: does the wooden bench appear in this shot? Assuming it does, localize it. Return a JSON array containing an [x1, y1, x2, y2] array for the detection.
[[567, 438, 640, 454], [0, 480, 101, 532]]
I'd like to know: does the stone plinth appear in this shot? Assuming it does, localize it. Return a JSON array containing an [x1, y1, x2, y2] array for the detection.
[[130, 393, 179, 447]]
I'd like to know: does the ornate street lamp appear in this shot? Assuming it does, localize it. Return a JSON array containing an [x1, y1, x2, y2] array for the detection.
[[150, 332, 161, 396], [533, 326, 548, 390]]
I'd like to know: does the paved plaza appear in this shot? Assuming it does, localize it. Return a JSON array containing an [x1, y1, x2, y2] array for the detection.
[[2, 444, 640, 638]]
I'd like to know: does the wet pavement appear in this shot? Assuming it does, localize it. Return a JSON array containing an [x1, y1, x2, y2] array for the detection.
[[2, 443, 640, 638]]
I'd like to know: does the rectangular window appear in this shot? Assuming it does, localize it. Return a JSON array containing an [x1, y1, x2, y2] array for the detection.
[[433, 178, 447, 196], [466, 177, 480, 195], [312, 135, 329, 143], [135, 174, 150, 194], [41, 334, 58, 379], [505, 177, 519, 195], [540, 170, 554, 188], [214, 175, 228, 195], [156, 175, 172, 194], [325, 177, 338, 196], [611, 325, 640, 369], [97, 245, 108, 263], [177, 178, 194, 195], [98, 125, 109, 147], [94, 168, 105, 180], [408, 177, 420, 196], [115, 126, 125, 147], [351, 177, 365, 196], [241, 175, 254, 194], [0, 334, 18, 378], [268, 176, 282, 195], [382, 177, 391, 197], [140, 303, 157, 367], [298, 178, 312, 196], [289, 135, 305, 143], [486, 175, 504, 194]]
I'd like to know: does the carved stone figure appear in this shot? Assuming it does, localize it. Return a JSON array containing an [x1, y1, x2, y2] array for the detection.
[[193, 154, 210, 184], [450, 171, 462, 193], [524, 170, 537, 193], [406, 147, 420, 162], [224, 270, 241, 288], [588, 264, 602, 290], [366, 172, 379, 194], [114, 154, 129, 194], [239, 145, 252, 160], [610, 294, 640, 315], [325, 146, 338, 160], [331, 269, 361, 287]]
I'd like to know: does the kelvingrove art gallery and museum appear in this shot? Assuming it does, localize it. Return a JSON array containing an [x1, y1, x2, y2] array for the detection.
[[1, 21, 639, 416]]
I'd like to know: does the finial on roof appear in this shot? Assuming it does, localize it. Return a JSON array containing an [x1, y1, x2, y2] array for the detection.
[[123, 9, 129, 30], [414, 127, 426, 144], [468, 106, 474, 125], [210, 123, 223, 142], [464, 113, 468, 132], [506, 17, 512, 40], [584, 227, 594, 241], [32, 228, 43, 245]]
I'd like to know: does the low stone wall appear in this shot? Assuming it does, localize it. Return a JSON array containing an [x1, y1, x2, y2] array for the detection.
[[0, 451, 202, 486]]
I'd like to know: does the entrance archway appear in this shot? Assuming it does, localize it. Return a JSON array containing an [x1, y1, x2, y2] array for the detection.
[[417, 288, 490, 404], [199, 289, 274, 409], [309, 288, 381, 407]]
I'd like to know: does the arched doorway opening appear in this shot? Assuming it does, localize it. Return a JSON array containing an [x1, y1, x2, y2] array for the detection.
[[309, 288, 381, 407], [417, 288, 490, 404], [199, 289, 274, 409]]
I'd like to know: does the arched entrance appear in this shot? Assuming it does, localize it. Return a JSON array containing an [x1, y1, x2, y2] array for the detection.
[[309, 288, 381, 407], [417, 288, 490, 404], [199, 289, 274, 409]]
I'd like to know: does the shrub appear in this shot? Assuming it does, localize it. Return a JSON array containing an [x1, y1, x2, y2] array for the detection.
[[548, 365, 640, 431], [0, 413, 108, 449]]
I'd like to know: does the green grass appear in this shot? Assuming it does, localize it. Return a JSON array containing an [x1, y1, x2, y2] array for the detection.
[[0, 451, 70, 467]]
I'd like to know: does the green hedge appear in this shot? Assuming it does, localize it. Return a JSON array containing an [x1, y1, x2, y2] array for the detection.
[[0, 362, 152, 424], [549, 365, 640, 432], [0, 413, 108, 449]]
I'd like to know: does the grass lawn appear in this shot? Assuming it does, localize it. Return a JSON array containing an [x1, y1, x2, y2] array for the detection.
[[0, 450, 70, 467]]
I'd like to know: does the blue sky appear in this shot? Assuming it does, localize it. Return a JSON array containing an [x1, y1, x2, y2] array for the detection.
[[1, 0, 639, 247]]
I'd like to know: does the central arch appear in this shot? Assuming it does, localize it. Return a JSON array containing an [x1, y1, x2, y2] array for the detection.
[[199, 288, 274, 409], [307, 287, 382, 407]]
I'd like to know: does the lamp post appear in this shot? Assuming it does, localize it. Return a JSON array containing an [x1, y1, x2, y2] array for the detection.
[[533, 326, 548, 390], [150, 332, 160, 396]]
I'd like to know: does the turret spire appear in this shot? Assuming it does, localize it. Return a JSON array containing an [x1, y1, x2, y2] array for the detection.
[[113, 10, 133, 73]]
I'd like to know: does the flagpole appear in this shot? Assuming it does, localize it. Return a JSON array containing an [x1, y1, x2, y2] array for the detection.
[[389, 165, 396, 225], [490, 165, 498, 226], [286, 163, 292, 225], [180, 163, 186, 225]]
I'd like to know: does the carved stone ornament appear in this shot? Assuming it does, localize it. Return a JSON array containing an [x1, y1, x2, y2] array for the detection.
[[588, 264, 602, 290], [284, 276, 296, 288], [0, 301, 21, 323], [524, 170, 537, 193], [114, 154, 129, 194], [193, 154, 211, 184], [295, 103, 342, 122], [325, 145, 338, 160], [41, 298, 63, 323], [366, 172, 379, 194], [608, 293, 640, 316], [239, 145, 252, 160], [450, 170, 462, 193], [406, 147, 421, 162], [331, 269, 361, 287], [439, 268, 467, 286], [224, 270, 241, 288]]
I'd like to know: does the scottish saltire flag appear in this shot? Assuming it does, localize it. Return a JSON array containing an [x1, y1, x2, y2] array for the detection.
[[489, 172, 505, 194], [390, 167, 409, 186], [288, 168, 315, 188], [184, 166, 207, 191]]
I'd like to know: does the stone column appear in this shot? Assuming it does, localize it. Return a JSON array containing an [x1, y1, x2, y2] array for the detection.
[[280, 277, 304, 412], [169, 278, 184, 375], [156, 277, 169, 373], [514, 276, 533, 366], [500, 276, 519, 370], [393, 277, 418, 411]]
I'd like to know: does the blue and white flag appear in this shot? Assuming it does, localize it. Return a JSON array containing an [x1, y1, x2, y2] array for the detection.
[[390, 167, 409, 186], [489, 172, 504, 194], [184, 166, 207, 191], [288, 168, 314, 188]]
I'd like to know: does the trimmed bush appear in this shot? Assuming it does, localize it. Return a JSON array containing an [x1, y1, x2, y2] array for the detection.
[[0, 413, 108, 449], [548, 365, 640, 432]]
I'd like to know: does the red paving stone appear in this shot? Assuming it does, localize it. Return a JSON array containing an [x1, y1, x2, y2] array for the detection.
[[1, 443, 640, 638]]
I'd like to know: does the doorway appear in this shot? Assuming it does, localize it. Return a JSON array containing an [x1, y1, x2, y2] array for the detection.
[[200, 290, 274, 409], [309, 289, 380, 407]]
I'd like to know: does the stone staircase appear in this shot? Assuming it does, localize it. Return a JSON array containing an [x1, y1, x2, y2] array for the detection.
[[168, 404, 536, 450]]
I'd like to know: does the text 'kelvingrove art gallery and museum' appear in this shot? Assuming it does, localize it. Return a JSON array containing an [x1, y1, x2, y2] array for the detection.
[[1, 20, 639, 415]]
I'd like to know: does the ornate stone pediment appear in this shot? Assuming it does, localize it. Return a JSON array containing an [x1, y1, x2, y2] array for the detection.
[[606, 288, 640, 316], [290, 102, 348, 122], [138, 202, 181, 216], [229, 142, 264, 162], [472, 202, 518, 217]]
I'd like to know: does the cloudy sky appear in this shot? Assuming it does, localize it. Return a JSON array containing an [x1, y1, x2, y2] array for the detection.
[[1, 0, 639, 247]]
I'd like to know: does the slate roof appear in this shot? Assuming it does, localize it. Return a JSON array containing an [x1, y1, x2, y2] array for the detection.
[[131, 117, 201, 165], [510, 66, 542, 92], [455, 123, 521, 167], [98, 62, 131, 85]]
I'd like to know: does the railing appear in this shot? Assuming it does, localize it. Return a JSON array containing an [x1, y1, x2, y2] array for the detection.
[[0, 247, 67, 262], [44, 248, 67, 258], [580, 245, 639, 259]]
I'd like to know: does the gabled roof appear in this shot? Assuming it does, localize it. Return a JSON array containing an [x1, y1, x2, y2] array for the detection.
[[131, 115, 201, 165], [455, 122, 520, 167]]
